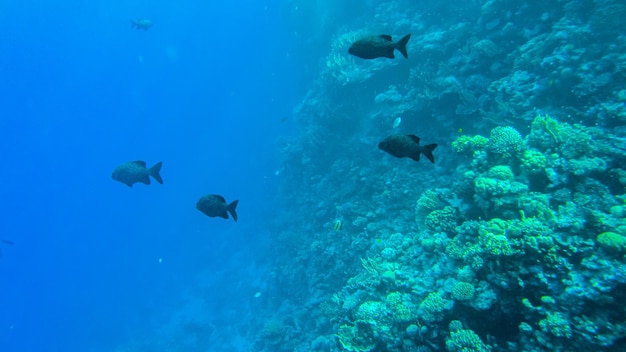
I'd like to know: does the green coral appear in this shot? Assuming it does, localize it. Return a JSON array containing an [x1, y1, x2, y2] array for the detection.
[[452, 135, 489, 154], [474, 176, 529, 213], [479, 231, 517, 256], [521, 149, 547, 175], [539, 312, 573, 338], [559, 124, 592, 159], [533, 114, 561, 143], [488, 126, 523, 158], [355, 301, 392, 325], [418, 292, 453, 323], [445, 329, 490, 352], [416, 189, 440, 215], [452, 282, 475, 301], [487, 165, 514, 181], [528, 115, 593, 159], [336, 322, 376, 352], [596, 231, 626, 253], [567, 157, 607, 176], [385, 292, 417, 323], [425, 206, 458, 233]]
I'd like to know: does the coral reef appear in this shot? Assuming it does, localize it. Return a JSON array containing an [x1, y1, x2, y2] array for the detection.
[[127, 1, 626, 351]]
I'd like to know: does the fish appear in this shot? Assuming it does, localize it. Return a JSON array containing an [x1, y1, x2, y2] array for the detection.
[[1, 240, 15, 245], [378, 134, 438, 164], [131, 19, 153, 30], [393, 117, 402, 129], [333, 219, 343, 232], [112, 161, 163, 187], [348, 34, 411, 59], [196, 194, 239, 222]]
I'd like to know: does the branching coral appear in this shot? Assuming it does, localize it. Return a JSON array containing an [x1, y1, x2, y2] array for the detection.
[[445, 328, 490, 352]]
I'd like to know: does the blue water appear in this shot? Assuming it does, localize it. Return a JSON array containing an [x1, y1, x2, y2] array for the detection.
[[0, 1, 301, 351]]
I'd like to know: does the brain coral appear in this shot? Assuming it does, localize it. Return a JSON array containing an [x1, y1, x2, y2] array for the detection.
[[425, 206, 458, 234], [488, 126, 523, 158], [452, 282, 475, 301]]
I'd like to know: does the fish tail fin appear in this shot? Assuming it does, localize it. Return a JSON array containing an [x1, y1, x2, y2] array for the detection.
[[423, 144, 438, 164], [130, 19, 136, 28], [228, 200, 239, 222], [397, 34, 411, 59], [149, 162, 164, 184]]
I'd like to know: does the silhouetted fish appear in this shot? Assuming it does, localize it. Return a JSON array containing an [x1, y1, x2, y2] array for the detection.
[[378, 135, 437, 163], [349, 34, 411, 59], [196, 194, 239, 222], [112, 161, 163, 187], [131, 19, 153, 30]]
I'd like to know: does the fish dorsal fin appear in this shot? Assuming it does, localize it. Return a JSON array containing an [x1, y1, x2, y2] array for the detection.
[[408, 135, 421, 144], [379, 35, 393, 41], [214, 195, 226, 203], [133, 160, 147, 167]]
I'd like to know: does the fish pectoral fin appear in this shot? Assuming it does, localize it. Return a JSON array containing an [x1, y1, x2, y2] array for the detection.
[[379, 35, 393, 41]]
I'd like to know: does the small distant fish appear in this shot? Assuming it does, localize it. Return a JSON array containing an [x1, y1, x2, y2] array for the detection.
[[348, 34, 411, 59], [378, 134, 438, 164], [112, 161, 163, 187], [196, 194, 239, 222], [393, 117, 402, 129], [333, 219, 343, 232], [131, 19, 153, 30], [1, 240, 15, 245]]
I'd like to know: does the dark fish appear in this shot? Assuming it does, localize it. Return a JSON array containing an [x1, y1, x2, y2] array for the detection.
[[1, 240, 15, 245], [348, 34, 411, 59], [378, 134, 437, 164], [112, 161, 163, 187], [196, 194, 239, 222], [131, 19, 153, 30]]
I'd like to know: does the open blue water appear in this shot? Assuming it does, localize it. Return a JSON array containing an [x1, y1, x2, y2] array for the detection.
[[0, 1, 301, 351]]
